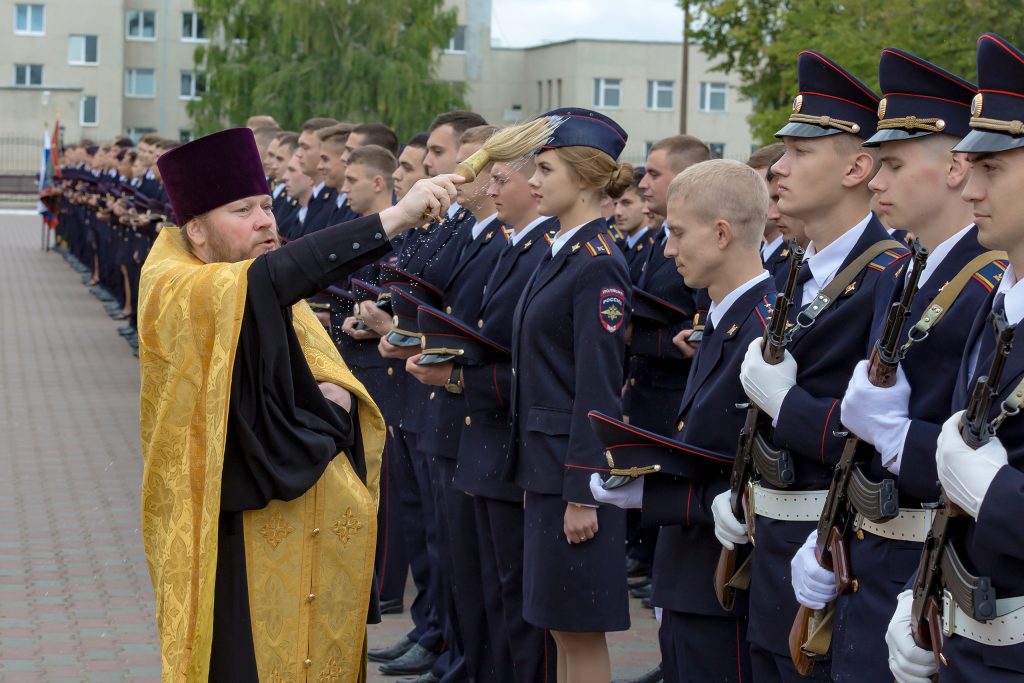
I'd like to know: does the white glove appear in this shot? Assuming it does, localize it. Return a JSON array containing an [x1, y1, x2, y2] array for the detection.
[[740, 337, 797, 420], [588, 472, 644, 509], [886, 589, 937, 683], [936, 410, 1007, 519], [790, 530, 837, 609], [711, 490, 748, 550], [840, 359, 912, 474]]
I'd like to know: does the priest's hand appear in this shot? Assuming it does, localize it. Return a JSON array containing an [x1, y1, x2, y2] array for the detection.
[[341, 315, 381, 341], [318, 382, 352, 412], [378, 337, 420, 360], [405, 355, 453, 386], [379, 174, 465, 239]]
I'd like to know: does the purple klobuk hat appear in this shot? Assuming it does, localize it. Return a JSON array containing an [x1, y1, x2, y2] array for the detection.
[[156, 127, 270, 226]]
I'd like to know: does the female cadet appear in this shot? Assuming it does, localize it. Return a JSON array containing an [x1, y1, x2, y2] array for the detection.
[[506, 108, 634, 683]]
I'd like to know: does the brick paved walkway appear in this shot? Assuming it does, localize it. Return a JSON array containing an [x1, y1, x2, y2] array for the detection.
[[0, 212, 660, 682], [0, 213, 160, 682]]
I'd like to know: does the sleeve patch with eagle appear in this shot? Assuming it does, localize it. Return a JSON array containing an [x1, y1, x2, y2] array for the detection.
[[600, 287, 627, 333]]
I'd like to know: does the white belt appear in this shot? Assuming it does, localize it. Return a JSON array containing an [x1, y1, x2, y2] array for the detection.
[[943, 590, 1024, 646], [857, 508, 935, 543], [751, 484, 827, 522]]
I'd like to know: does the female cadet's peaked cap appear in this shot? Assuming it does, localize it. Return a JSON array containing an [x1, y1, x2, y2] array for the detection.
[[954, 33, 1024, 154], [156, 127, 270, 226], [776, 51, 880, 141], [539, 107, 628, 160]]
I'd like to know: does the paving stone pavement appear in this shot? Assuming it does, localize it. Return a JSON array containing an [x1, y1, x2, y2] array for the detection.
[[0, 213, 161, 682], [0, 212, 660, 682]]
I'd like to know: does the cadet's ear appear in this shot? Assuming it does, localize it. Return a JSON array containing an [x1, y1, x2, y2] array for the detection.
[[841, 150, 876, 188], [948, 151, 971, 188], [715, 218, 733, 250], [372, 174, 386, 193]]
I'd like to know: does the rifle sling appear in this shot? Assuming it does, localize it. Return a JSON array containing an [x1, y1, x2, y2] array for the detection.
[[796, 240, 904, 329], [911, 251, 1007, 338]]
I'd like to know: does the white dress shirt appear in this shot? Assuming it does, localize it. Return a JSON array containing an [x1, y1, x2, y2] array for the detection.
[[801, 213, 873, 306]]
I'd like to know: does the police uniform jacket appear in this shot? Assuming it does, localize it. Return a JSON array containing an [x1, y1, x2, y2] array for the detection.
[[644, 275, 777, 617], [621, 229, 657, 283], [764, 238, 794, 279], [297, 185, 338, 236], [456, 217, 559, 501], [506, 219, 632, 503]]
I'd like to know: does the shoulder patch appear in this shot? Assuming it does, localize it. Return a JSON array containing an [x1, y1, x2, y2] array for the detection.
[[754, 296, 774, 330], [972, 259, 1009, 292], [868, 247, 910, 272], [584, 233, 614, 257], [599, 287, 627, 333]]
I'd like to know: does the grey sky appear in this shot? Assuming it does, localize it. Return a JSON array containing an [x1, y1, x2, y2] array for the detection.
[[491, 0, 685, 47]]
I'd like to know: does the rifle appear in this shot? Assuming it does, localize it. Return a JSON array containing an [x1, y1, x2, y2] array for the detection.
[[910, 308, 1015, 672], [714, 241, 805, 611], [789, 240, 928, 674]]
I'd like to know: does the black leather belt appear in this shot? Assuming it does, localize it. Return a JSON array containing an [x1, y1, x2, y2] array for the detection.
[[847, 468, 899, 524], [750, 432, 795, 488]]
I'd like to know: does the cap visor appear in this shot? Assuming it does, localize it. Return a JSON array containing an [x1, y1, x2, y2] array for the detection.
[[862, 128, 936, 148], [775, 122, 844, 139], [385, 331, 422, 347], [952, 130, 1024, 154], [416, 353, 458, 365]]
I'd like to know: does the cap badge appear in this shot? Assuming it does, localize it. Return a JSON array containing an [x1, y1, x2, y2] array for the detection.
[[877, 97, 888, 121], [793, 94, 804, 113], [971, 93, 984, 118]]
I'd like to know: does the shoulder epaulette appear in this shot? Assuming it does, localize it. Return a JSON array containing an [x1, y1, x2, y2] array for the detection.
[[754, 296, 774, 329], [607, 224, 624, 241], [583, 232, 615, 256], [867, 247, 910, 272], [972, 259, 1009, 292]]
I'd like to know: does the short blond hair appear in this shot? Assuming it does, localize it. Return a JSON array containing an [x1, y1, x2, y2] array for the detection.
[[667, 159, 768, 248]]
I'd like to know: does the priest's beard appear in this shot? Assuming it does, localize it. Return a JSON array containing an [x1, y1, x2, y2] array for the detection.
[[206, 225, 280, 263]]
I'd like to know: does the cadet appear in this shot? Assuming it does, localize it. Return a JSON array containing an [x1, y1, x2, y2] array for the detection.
[[506, 107, 633, 683], [394, 133, 430, 200], [786, 47, 997, 682], [748, 143, 791, 277], [294, 117, 340, 236], [711, 51, 909, 682], [614, 169, 654, 282], [593, 159, 774, 682], [314, 123, 357, 225], [278, 149, 314, 240], [270, 133, 299, 222], [885, 33, 1024, 683]]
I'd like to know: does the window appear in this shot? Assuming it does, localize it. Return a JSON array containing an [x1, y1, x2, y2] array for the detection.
[[181, 11, 206, 41], [179, 129, 194, 143], [68, 35, 99, 65], [14, 64, 42, 86], [557, 78, 562, 107], [179, 70, 205, 99], [446, 24, 466, 53], [593, 78, 621, 109], [126, 10, 156, 40], [709, 143, 725, 159], [80, 95, 98, 126], [700, 82, 728, 113], [643, 141, 655, 157], [127, 127, 157, 143], [126, 68, 156, 97], [647, 80, 674, 111], [15, 4, 44, 35]]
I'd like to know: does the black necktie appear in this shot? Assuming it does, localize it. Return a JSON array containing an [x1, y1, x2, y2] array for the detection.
[[972, 293, 1006, 384], [792, 262, 814, 312]]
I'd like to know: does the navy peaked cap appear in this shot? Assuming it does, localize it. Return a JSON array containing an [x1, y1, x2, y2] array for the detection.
[[776, 51, 880, 140]]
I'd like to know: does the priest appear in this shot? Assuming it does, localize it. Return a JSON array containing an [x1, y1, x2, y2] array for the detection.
[[137, 127, 460, 682]]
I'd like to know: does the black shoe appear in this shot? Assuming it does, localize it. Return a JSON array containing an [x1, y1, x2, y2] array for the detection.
[[630, 584, 652, 600], [613, 663, 664, 683], [118, 325, 136, 336], [379, 598, 405, 615], [625, 557, 651, 578], [396, 674, 439, 683], [641, 596, 653, 609], [367, 636, 416, 663], [627, 576, 651, 590], [377, 644, 438, 676]]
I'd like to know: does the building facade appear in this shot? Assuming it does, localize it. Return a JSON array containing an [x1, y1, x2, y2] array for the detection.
[[1, 0, 753, 165]]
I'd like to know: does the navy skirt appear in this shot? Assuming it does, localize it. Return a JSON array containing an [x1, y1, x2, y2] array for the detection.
[[522, 491, 630, 632]]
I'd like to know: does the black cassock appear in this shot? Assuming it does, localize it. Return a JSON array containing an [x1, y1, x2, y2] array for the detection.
[[206, 216, 391, 681]]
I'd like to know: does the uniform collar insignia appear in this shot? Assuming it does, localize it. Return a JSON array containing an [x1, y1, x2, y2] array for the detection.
[[780, 248, 790, 258], [844, 282, 857, 295], [571, 242, 581, 253], [523, 240, 533, 250], [726, 324, 739, 337]]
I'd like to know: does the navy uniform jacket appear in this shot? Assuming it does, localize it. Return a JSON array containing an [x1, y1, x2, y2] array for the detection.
[[414, 218, 508, 461], [748, 215, 908, 656], [644, 276, 777, 617], [933, 281, 1024, 677], [764, 239, 794, 279], [830, 228, 1003, 680], [457, 218, 559, 501], [623, 232, 696, 434], [276, 197, 303, 241], [621, 230, 657, 283], [326, 196, 360, 227], [297, 185, 338, 236], [506, 220, 632, 503]]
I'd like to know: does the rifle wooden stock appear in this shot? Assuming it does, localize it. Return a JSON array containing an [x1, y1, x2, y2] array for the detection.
[[789, 606, 815, 676], [714, 547, 737, 611], [866, 344, 897, 388]]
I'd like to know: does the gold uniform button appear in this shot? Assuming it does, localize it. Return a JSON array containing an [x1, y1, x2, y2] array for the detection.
[[307, 593, 316, 602], [676, 420, 684, 431], [429, 391, 436, 400], [477, 319, 484, 328], [629, 378, 637, 386], [446, 306, 452, 314], [312, 527, 320, 537], [465, 416, 472, 426], [304, 659, 312, 668], [387, 367, 394, 376]]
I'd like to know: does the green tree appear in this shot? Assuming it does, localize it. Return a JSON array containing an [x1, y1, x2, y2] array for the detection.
[[189, 0, 466, 138], [686, 0, 1024, 143]]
